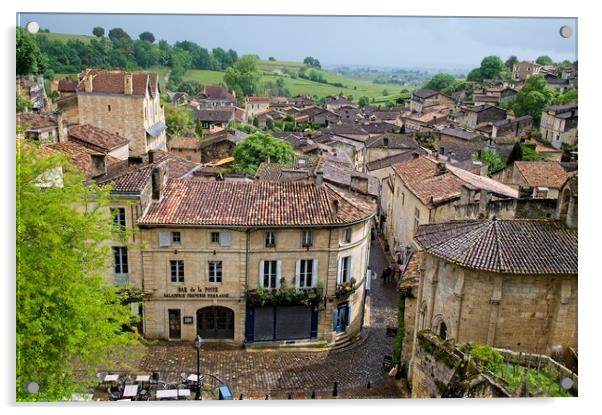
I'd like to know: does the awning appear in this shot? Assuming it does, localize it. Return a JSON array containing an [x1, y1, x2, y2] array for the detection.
[[146, 122, 166, 138]]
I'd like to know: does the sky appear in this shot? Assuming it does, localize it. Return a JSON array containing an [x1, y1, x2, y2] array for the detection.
[[17, 13, 578, 71]]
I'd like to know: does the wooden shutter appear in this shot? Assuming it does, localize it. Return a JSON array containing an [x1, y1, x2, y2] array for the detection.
[[312, 259, 318, 287], [159, 231, 171, 247], [349, 256, 354, 282], [336, 257, 342, 285], [220, 231, 231, 247], [258, 260, 264, 287], [276, 260, 282, 288], [295, 260, 301, 288]]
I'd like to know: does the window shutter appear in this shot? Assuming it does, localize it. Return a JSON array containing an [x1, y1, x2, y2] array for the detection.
[[349, 256, 355, 282], [220, 231, 231, 247], [259, 260, 264, 287], [159, 231, 171, 247], [337, 257, 342, 285], [276, 260, 282, 288], [346, 304, 352, 326], [332, 307, 339, 331], [312, 259, 318, 287], [295, 260, 301, 288]]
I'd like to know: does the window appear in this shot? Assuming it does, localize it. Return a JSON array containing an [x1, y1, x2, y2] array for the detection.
[[170, 260, 185, 283], [265, 231, 276, 247], [298, 259, 316, 288], [261, 260, 279, 289], [439, 321, 448, 340], [172, 232, 181, 243], [111, 207, 126, 230], [186, 155, 192, 161], [210, 232, 220, 244], [338, 256, 352, 284], [208, 261, 222, 283], [302, 230, 313, 247], [107, 105, 112, 112], [414, 207, 420, 232], [113, 247, 128, 285], [342, 227, 352, 244]]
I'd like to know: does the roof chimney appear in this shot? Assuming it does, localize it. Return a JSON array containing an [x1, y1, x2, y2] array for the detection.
[[83, 74, 93, 93], [436, 161, 447, 176], [331, 199, 339, 218], [124, 72, 133, 95], [148, 149, 155, 164], [315, 170, 323, 187], [90, 154, 107, 178]]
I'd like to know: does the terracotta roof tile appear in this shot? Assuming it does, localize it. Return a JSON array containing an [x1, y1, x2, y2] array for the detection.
[[416, 219, 577, 274], [46, 141, 121, 177], [17, 112, 64, 130], [138, 181, 376, 227], [68, 124, 129, 152], [514, 161, 570, 189], [77, 69, 158, 96]]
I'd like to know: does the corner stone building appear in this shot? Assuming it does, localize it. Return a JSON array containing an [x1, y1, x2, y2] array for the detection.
[[77, 69, 167, 157], [136, 180, 376, 345], [404, 219, 577, 377]]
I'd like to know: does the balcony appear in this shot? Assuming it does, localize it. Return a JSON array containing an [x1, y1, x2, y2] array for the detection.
[[335, 278, 357, 301], [247, 285, 324, 307]]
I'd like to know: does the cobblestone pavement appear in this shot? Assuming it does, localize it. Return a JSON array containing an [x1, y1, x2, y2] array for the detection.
[[109, 240, 406, 399]]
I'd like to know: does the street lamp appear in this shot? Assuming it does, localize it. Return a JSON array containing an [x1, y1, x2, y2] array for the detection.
[[194, 335, 202, 400]]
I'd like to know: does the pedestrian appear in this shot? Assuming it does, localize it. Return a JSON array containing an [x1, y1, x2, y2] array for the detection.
[[380, 268, 387, 283], [384, 266, 393, 283]]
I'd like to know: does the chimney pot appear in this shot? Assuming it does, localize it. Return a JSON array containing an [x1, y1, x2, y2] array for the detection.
[[124, 72, 133, 95]]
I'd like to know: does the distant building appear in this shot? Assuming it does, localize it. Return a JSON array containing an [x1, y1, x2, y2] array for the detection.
[[540, 104, 578, 149], [197, 85, 236, 108], [16, 111, 68, 145], [408, 89, 455, 113], [244, 96, 270, 118]]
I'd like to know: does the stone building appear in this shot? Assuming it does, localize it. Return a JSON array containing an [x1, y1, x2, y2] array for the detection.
[[383, 156, 518, 257], [408, 89, 455, 113], [492, 161, 573, 199], [16, 111, 68, 145], [136, 180, 376, 344], [462, 105, 507, 130], [168, 129, 247, 163], [406, 219, 577, 374], [244, 96, 270, 118], [77, 69, 167, 157], [539, 104, 578, 149]]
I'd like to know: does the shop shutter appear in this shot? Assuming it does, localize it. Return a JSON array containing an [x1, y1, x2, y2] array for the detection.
[[275, 306, 312, 340], [253, 307, 275, 342]]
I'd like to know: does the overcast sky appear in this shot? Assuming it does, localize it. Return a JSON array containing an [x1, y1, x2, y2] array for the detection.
[[17, 13, 577, 70]]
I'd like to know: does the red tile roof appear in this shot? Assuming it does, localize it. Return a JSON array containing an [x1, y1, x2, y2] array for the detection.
[[415, 219, 577, 274], [46, 141, 121, 177], [202, 85, 234, 100], [68, 124, 129, 152], [57, 80, 77, 93], [17, 112, 64, 130], [77, 69, 158, 96], [514, 161, 570, 189], [138, 181, 376, 227]]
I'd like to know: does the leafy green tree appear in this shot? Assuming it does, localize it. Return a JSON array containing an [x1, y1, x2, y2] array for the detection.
[[382, 89, 389, 96], [17, 27, 46, 75], [553, 88, 577, 105], [92, 27, 105, 37], [16, 94, 33, 113], [233, 132, 294, 175], [479, 148, 506, 175], [505, 55, 518, 70], [303, 56, 321, 69], [480, 56, 507, 80], [358, 96, 370, 108], [512, 74, 556, 124], [268, 56, 276, 61], [425, 73, 456, 91], [138, 31, 155, 43], [16, 142, 138, 401], [466, 68, 483, 82], [165, 105, 194, 136], [223, 55, 261, 98], [536, 55, 553, 65], [108, 27, 131, 41]]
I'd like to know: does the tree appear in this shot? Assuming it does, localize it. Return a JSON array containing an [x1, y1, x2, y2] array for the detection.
[[536, 55, 553, 65], [138, 31, 155, 43], [177, 80, 204, 96], [16, 94, 33, 113], [268, 57, 276, 61], [233, 132, 294, 175], [553, 88, 578, 105], [92, 27, 105, 38], [505, 55, 518, 70], [16, 142, 138, 401], [425, 73, 456, 91], [165, 105, 194, 136], [466, 68, 483, 83], [303, 56, 321, 69], [108, 28, 131, 41], [17, 27, 46, 75], [512, 74, 556, 124], [479, 149, 506, 175], [382, 89, 389, 96], [358, 96, 370, 108], [480, 56, 507, 80], [223, 55, 261, 98]]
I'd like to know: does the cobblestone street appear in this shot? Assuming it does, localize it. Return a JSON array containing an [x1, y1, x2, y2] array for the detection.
[[110, 240, 406, 399]]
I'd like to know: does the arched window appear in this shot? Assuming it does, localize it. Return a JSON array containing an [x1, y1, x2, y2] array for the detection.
[[439, 321, 448, 339]]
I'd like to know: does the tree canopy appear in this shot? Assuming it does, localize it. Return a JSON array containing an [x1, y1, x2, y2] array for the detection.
[[92, 27, 105, 38], [17, 27, 46, 76], [108, 27, 131, 42], [232, 132, 294, 175], [511, 74, 556, 124], [424, 73, 456, 92], [16, 142, 138, 401], [466, 56, 511, 83], [536, 55, 554, 65], [505, 55, 518, 70], [165, 105, 195, 136], [478, 149, 506, 175], [223, 55, 261, 98], [138, 31, 155, 43], [303, 56, 321, 69]]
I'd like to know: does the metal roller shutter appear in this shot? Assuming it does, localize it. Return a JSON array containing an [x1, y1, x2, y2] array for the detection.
[[275, 306, 312, 340]]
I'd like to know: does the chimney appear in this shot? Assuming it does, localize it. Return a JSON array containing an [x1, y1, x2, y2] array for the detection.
[[90, 154, 107, 178], [83, 75, 93, 93], [350, 175, 369, 194], [314, 170, 323, 187], [411, 152, 420, 159], [124, 72, 133, 95], [151, 167, 161, 200], [331, 199, 339, 218], [148, 150, 155, 164], [55, 111, 66, 143], [436, 161, 447, 176], [478, 189, 491, 214]]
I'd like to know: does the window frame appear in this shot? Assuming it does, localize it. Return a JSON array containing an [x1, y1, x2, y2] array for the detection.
[[172, 231, 181, 244], [301, 230, 313, 247], [210, 231, 220, 244], [208, 260, 223, 283], [340, 256, 352, 283], [262, 260, 278, 289], [112, 246, 129, 275], [342, 227, 352, 244], [298, 259, 314, 288], [170, 260, 185, 283], [111, 207, 126, 230], [265, 231, 276, 247]]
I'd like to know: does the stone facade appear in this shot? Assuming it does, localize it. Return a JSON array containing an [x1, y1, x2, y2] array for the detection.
[[138, 220, 372, 344]]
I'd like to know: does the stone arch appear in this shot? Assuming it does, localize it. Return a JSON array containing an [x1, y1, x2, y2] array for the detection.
[[431, 314, 449, 339], [196, 306, 234, 339]]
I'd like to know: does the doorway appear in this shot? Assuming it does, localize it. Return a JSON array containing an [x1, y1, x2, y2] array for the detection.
[[197, 306, 234, 339], [168, 309, 181, 339]]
